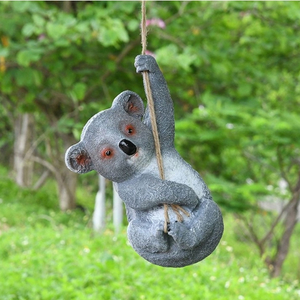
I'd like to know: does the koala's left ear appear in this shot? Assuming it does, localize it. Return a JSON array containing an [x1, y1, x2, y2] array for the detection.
[[65, 142, 94, 174], [112, 90, 144, 119]]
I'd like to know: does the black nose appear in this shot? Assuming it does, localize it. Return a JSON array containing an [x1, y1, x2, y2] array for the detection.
[[119, 139, 137, 156]]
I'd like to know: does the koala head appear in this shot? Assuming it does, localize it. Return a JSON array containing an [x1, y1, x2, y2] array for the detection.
[[65, 91, 155, 182]]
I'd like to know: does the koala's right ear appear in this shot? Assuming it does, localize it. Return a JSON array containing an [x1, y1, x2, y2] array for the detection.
[[65, 142, 94, 174], [112, 90, 144, 119]]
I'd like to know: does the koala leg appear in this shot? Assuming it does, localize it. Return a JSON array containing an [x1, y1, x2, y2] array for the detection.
[[127, 220, 169, 254], [168, 199, 223, 251]]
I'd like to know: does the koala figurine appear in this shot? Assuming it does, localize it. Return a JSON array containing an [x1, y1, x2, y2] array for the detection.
[[65, 55, 224, 267]]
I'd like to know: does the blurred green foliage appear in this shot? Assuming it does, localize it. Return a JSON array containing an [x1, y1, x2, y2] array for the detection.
[[1, 1, 299, 212], [0, 168, 299, 299]]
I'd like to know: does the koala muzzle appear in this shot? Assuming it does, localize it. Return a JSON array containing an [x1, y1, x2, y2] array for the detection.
[[119, 139, 137, 156]]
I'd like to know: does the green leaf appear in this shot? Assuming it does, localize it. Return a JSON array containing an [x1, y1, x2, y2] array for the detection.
[[54, 38, 70, 48], [156, 44, 179, 66], [46, 23, 67, 39], [22, 23, 36, 37], [0, 47, 9, 57], [32, 70, 43, 86], [127, 20, 139, 32], [72, 83, 87, 101], [61, 73, 75, 88], [17, 51, 30, 66], [72, 128, 81, 140], [15, 68, 41, 87], [32, 14, 45, 27], [1, 72, 13, 94], [17, 49, 41, 67], [237, 82, 252, 97], [177, 47, 200, 71], [11, 1, 33, 13], [97, 19, 129, 47], [25, 92, 35, 104], [76, 22, 89, 34]]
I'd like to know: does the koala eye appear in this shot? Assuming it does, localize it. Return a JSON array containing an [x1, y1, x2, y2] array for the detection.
[[125, 124, 135, 135], [101, 148, 114, 159]]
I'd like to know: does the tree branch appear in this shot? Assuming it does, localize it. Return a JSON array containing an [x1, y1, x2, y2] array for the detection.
[[276, 146, 293, 191], [237, 213, 265, 256]]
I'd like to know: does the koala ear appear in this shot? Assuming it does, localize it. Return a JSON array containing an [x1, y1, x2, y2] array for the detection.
[[65, 142, 94, 174], [112, 90, 144, 119]]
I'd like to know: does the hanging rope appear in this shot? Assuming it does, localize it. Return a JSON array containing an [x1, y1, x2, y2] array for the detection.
[[140, 0, 189, 233]]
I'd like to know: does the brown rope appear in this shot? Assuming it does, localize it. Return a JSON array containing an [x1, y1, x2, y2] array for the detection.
[[141, 0, 169, 232], [140, 0, 189, 233], [141, 0, 148, 56]]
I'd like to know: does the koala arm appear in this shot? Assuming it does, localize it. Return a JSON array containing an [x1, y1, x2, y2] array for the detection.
[[116, 174, 199, 211], [135, 55, 175, 149]]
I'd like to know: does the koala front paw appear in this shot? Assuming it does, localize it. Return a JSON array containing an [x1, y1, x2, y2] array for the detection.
[[134, 54, 157, 74]]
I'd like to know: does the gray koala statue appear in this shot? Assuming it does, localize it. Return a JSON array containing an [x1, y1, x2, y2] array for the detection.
[[65, 55, 224, 267]]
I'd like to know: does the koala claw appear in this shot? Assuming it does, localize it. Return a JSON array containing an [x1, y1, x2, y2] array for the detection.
[[168, 221, 187, 241], [167, 220, 178, 232]]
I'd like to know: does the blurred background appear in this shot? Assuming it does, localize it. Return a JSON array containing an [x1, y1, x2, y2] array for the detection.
[[0, 1, 299, 299]]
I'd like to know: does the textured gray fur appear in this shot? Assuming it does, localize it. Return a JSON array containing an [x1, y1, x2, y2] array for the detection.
[[65, 55, 224, 267]]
